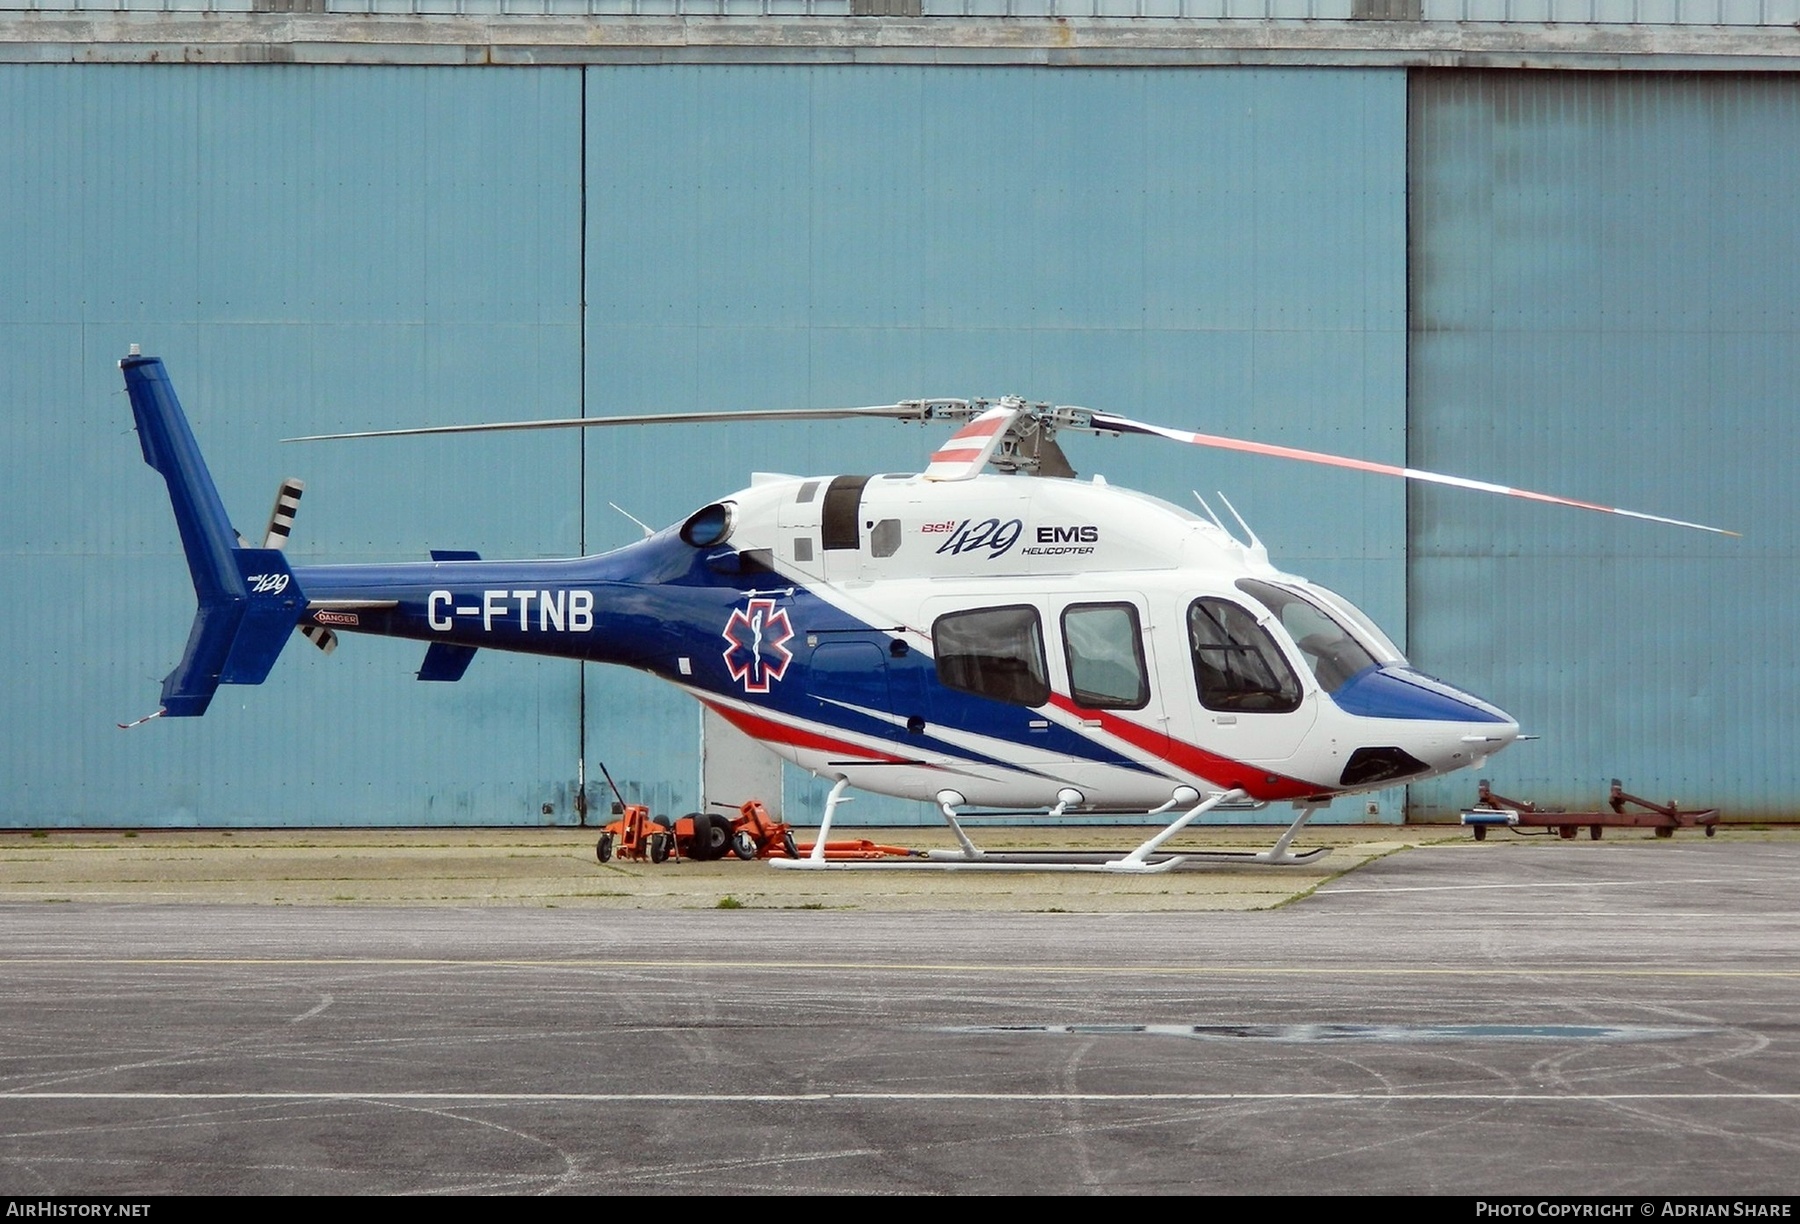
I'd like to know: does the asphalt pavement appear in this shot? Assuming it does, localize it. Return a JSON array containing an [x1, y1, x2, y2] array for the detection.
[[1, 825, 1795, 1196]]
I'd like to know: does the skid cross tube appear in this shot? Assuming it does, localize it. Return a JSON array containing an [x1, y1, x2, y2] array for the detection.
[[1106, 788, 1249, 871]]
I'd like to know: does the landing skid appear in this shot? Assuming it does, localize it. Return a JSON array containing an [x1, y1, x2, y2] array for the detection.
[[779, 846, 1332, 873], [768, 783, 1331, 873]]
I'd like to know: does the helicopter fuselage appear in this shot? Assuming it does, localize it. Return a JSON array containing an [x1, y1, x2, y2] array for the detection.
[[120, 352, 1522, 823], [291, 469, 1520, 812]]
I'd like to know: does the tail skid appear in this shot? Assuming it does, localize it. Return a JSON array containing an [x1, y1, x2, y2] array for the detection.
[[121, 354, 306, 718]]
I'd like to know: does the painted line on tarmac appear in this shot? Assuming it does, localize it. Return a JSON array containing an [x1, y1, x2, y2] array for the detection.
[[3, 1090, 1799, 1103], [1321, 877, 1731, 893], [0, 956, 1795, 977]]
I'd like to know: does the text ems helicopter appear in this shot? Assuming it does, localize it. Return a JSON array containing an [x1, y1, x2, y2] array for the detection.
[[119, 351, 1733, 872]]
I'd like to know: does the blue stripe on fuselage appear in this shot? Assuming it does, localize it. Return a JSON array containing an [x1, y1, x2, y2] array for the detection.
[[293, 532, 1154, 773]]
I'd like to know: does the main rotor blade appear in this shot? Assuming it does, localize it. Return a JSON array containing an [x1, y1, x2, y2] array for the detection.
[[1086, 410, 1739, 537], [284, 402, 956, 443]]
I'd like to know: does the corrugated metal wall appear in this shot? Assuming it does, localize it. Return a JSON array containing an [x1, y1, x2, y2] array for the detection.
[[13, 61, 1793, 828], [1, 65, 585, 826], [1, 61, 1409, 826], [1407, 71, 1799, 818], [19, 0, 1800, 22]]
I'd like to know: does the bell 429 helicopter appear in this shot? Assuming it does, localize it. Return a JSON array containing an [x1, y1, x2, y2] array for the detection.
[[119, 351, 1733, 872]]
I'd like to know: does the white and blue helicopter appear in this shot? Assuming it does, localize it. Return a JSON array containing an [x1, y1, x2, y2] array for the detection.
[[119, 351, 1733, 872]]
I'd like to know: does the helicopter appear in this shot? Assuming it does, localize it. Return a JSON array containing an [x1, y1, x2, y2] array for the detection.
[[118, 351, 1733, 873]]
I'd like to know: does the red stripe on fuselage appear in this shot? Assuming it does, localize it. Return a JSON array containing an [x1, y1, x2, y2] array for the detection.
[[701, 700, 912, 765], [1044, 694, 1326, 801]]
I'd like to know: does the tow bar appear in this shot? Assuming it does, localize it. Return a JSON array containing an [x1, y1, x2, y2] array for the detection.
[[1461, 778, 1720, 841]]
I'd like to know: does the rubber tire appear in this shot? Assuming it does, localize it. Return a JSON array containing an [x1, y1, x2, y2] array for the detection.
[[704, 813, 735, 860], [648, 832, 672, 864], [686, 812, 728, 861], [732, 828, 758, 860], [782, 829, 798, 859], [595, 833, 614, 864]]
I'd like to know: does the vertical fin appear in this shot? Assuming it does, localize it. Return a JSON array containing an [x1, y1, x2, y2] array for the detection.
[[122, 355, 305, 716], [123, 355, 240, 606]]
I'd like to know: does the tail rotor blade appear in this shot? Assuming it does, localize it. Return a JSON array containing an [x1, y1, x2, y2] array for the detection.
[[299, 623, 338, 655], [263, 478, 305, 550]]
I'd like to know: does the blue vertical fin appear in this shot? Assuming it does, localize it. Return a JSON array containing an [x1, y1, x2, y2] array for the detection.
[[122, 354, 307, 717]]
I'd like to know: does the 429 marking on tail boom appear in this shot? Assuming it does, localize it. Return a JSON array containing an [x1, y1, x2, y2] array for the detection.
[[119, 351, 1734, 872]]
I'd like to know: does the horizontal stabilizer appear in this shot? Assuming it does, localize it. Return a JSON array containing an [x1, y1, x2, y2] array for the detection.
[[418, 642, 477, 682], [158, 549, 306, 715]]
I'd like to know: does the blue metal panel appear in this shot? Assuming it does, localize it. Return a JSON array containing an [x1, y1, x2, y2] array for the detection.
[[809, 69, 927, 331], [584, 64, 1409, 823], [0, 64, 584, 827], [1408, 71, 1798, 819], [3, 61, 1409, 828]]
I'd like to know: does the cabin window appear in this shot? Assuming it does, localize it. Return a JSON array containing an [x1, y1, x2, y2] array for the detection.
[[933, 605, 1050, 707], [1187, 598, 1302, 713], [822, 475, 871, 551], [870, 518, 902, 558], [1061, 603, 1149, 710], [1236, 579, 1378, 694]]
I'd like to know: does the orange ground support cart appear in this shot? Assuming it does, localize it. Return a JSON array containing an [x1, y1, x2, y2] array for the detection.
[[593, 803, 673, 863], [700, 799, 924, 861], [594, 806, 742, 863], [720, 799, 799, 860], [590, 773, 926, 864]]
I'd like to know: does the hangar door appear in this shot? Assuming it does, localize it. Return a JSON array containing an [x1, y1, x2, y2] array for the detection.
[[584, 64, 1410, 827], [1405, 71, 1798, 819]]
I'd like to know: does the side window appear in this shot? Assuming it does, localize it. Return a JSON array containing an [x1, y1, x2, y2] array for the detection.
[[1188, 598, 1302, 713], [870, 518, 902, 558], [933, 605, 1050, 707], [1061, 603, 1149, 710]]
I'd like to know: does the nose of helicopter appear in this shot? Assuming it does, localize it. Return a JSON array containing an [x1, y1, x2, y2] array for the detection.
[[1330, 664, 1521, 784]]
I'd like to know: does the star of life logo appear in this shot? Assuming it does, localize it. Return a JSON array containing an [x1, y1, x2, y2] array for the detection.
[[722, 597, 795, 694]]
